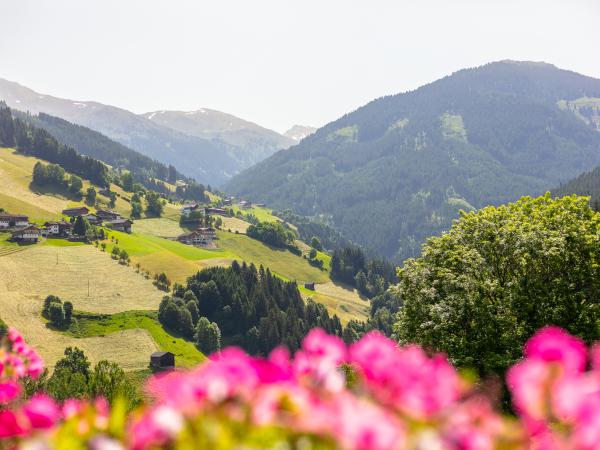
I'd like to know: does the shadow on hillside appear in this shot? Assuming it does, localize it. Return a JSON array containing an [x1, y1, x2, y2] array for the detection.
[[29, 181, 83, 202]]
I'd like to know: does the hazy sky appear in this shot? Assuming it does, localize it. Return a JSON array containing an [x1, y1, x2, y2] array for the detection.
[[1, 0, 599, 133]]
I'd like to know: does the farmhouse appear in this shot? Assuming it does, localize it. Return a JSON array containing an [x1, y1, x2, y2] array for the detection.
[[106, 219, 132, 233], [62, 206, 90, 217], [150, 351, 175, 371], [0, 212, 29, 229], [239, 200, 251, 209], [11, 225, 41, 243], [181, 203, 201, 218], [177, 227, 216, 246], [43, 221, 72, 237], [96, 209, 121, 221], [83, 214, 103, 225], [206, 207, 228, 217]]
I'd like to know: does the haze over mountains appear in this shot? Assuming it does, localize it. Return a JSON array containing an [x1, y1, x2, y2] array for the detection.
[[227, 61, 600, 261], [284, 125, 317, 142], [0, 78, 296, 186]]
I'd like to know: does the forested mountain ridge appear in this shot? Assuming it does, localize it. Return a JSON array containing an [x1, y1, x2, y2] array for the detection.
[[554, 166, 600, 211], [0, 78, 289, 185], [227, 61, 600, 261], [14, 111, 186, 186]]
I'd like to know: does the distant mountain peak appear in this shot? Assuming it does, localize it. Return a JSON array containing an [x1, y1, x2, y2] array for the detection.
[[284, 125, 317, 142], [0, 78, 293, 185]]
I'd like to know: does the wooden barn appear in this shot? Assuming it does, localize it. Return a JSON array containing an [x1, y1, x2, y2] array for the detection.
[[62, 206, 90, 218], [106, 219, 132, 233], [150, 351, 175, 370]]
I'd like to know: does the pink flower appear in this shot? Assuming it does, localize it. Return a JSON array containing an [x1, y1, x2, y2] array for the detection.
[[442, 397, 509, 450], [331, 394, 405, 450], [573, 397, 600, 450], [0, 409, 24, 437], [7, 328, 24, 344], [0, 381, 21, 403], [507, 358, 553, 423], [129, 405, 183, 450], [350, 331, 461, 418], [293, 328, 347, 392], [524, 326, 586, 373], [62, 399, 83, 418], [23, 394, 60, 429]]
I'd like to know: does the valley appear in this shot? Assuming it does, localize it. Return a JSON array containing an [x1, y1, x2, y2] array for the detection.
[[0, 143, 367, 373]]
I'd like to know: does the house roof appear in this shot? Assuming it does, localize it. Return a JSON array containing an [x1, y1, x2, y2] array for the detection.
[[11, 225, 40, 235], [45, 221, 71, 227], [151, 351, 173, 358], [108, 219, 132, 225], [62, 207, 89, 215], [0, 212, 28, 221], [96, 209, 119, 216]]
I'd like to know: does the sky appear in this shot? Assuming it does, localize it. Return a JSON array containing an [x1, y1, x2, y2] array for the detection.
[[0, 0, 599, 133]]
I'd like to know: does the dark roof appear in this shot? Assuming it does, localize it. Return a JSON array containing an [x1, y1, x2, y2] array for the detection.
[[11, 225, 40, 235], [0, 212, 28, 221], [151, 351, 172, 358], [108, 219, 132, 225], [62, 207, 89, 215], [96, 209, 120, 216]]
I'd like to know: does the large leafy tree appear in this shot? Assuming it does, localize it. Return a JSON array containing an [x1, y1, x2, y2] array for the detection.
[[394, 194, 600, 376]]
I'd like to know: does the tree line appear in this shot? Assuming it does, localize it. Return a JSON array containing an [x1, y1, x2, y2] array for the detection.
[[330, 246, 396, 298], [160, 261, 343, 355], [0, 102, 110, 186]]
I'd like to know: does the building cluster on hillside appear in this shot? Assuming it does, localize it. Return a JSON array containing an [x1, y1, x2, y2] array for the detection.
[[62, 207, 132, 233], [0, 204, 134, 245], [0, 211, 72, 243]]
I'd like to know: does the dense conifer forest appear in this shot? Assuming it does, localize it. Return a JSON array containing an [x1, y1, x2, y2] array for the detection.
[[162, 262, 343, 355]]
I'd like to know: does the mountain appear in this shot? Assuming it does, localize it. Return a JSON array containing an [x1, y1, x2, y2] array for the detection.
[[13, 111, 186, 186], [142, 109, 294, 164], [0, 79, 287, 186], [554, 165, 600, 211], [227, 61, 600, 262], [284, 125, 317, 142]]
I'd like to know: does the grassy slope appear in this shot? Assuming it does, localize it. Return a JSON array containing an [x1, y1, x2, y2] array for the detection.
[[0, 148, 204, 369], [0, 148, 368, 330], [66, 311, 204, 368]]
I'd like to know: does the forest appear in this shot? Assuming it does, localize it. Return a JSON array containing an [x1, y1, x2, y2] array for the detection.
[[227, 61, 600, 262], [0, 102, 110, 186], [160, 261, 343, 355]]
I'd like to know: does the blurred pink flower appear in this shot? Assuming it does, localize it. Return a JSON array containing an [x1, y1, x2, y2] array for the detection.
[[0, 381, 21, 403], [524, 326, 587, 373], [23, 394, 60, 430], [350, 331, 461, 418]]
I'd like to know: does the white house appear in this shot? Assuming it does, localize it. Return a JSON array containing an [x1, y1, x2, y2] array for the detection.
[[42, 221, 72, 237], [0, 213, 29, 229]]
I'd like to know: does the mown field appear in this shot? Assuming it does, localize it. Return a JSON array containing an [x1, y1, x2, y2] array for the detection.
[[0, 243, 171, 370], [65, 310, 204, 368]]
